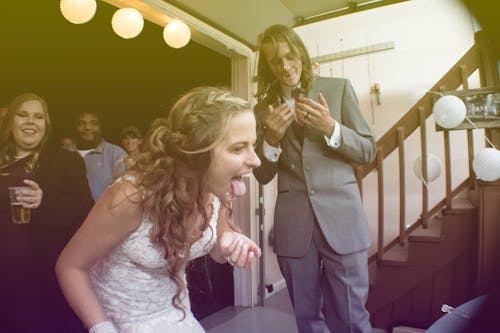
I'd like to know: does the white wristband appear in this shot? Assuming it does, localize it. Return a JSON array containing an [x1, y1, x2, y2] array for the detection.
[[89, 321, 118, 333]]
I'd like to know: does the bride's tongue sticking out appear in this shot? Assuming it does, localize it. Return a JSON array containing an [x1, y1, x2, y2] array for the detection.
[[231, 176, 247, 198]]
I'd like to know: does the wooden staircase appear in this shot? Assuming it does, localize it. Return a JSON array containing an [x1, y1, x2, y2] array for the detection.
[[360, 31, 500, 330], [367, 197, 478, 329]]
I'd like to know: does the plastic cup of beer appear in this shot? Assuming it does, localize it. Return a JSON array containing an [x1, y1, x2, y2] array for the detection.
[[8, 186, 31, 224]]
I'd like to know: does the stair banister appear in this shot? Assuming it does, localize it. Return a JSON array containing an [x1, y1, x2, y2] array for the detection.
[[359, 32, 493, 263]]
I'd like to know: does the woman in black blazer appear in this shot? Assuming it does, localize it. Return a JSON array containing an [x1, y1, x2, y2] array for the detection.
[[0, 93, 93, 333]]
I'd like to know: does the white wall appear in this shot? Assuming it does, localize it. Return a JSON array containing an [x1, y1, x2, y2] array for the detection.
[[262, 0, 485, 290], [296, 0, 477, 137]]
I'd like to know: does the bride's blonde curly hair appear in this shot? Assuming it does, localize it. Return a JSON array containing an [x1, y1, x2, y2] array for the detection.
[[126, 86, 249, 315]]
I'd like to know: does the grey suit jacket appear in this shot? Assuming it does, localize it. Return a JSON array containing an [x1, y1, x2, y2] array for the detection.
[[253, 77, 376, 257]]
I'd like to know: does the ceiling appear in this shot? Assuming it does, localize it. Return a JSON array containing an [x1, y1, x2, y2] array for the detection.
[[102, 0, 410, 57], [163, 0, 410, 49], [0, 0, 232, 143]]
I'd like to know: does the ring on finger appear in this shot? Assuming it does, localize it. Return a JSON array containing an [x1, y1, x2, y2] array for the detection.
[[304, 111, 310, 120]]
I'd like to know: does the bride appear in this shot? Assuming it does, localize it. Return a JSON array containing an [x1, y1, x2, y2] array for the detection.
[[56, 86, 262, 333]]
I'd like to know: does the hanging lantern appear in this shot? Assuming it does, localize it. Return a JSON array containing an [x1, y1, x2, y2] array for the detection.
[[473, 148, 500, 181], [413, 154, 442, 183], [111, 8, 144, 39], [432, 95, 466, 129], [163, 20, 191, 48], [60, 0, 96, 24]]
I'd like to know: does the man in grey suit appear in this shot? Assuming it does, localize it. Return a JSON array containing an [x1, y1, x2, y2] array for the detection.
[[253, 25, 376, 333]]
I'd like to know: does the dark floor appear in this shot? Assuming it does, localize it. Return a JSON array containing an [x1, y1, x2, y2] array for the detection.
[[201, 288, 388, 333], [201, 288, 301, 333]]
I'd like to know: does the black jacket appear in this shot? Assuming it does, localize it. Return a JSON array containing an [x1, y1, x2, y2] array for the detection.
[[0, 145, 93, 333]]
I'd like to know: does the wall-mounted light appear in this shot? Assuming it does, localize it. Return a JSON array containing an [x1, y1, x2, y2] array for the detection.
[[112, 8, 144, 39], [163, 20, 191, 48], [60, 0, 97, 24]]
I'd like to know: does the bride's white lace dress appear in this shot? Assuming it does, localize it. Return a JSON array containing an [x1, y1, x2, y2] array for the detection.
[[90, 182, 220, 333]]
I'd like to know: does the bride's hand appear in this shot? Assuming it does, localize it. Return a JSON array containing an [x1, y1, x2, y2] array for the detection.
[[217, 231, 261, 269]]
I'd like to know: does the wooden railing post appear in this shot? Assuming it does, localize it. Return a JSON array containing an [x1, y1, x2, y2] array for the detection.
[[475, 31, 500, 88], [460, 64, 476, 181], [377, 146, 384, 262], [418, 107, 429, 228], [475, 31, 500, 165], [467, 130, 475, 180], [397, 127, 406, 245], [459, 64, 470, 90], [444, 130, 453, 209]]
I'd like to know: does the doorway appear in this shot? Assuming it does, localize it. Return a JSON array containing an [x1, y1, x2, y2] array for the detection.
[[0, 0, 235, 318]]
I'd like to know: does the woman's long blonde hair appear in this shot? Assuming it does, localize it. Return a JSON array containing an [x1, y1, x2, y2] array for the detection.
[[127, 86, 249, 315], [0, 93, 51, 174]]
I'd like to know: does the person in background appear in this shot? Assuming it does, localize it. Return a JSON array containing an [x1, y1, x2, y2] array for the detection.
[[60, 135, 77, 152], [74, 111, 127, 201], [0, 93, 94, 333], [120, 125, 142, 158], [56, 86, 262, 333], [252, 25, 376, 333]]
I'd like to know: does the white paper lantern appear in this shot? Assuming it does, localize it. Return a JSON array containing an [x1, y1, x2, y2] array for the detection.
[[163, 20, 191, 48], [111, 8, 144, 39], [413, 154, 442, 183], [432, 95, 466, 129], [60, 0, 96, 24], [473, 148, 500, 181]]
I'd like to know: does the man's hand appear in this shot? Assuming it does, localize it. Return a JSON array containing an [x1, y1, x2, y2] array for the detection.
[[295, 93, 336, 137], [263, 103, 295, 146]]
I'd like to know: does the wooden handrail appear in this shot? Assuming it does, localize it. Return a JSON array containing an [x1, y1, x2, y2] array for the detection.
[[359, 44, 481, 178], [362, 30, 498, 263]]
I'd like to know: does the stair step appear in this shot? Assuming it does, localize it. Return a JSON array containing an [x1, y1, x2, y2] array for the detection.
[[442, 207, 477, 215], [442, 196, 478, 215], [452, 191, 475, 205], [408, 212, 475, 266], [409, 216, 442, 243], [381, 242, 409, 266]]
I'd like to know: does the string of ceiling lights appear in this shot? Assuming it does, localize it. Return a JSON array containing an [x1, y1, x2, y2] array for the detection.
[[59, 0, 191, 48]]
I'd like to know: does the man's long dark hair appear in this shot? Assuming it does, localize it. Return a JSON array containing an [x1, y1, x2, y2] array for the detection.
[[255, 24, 313, 100]]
